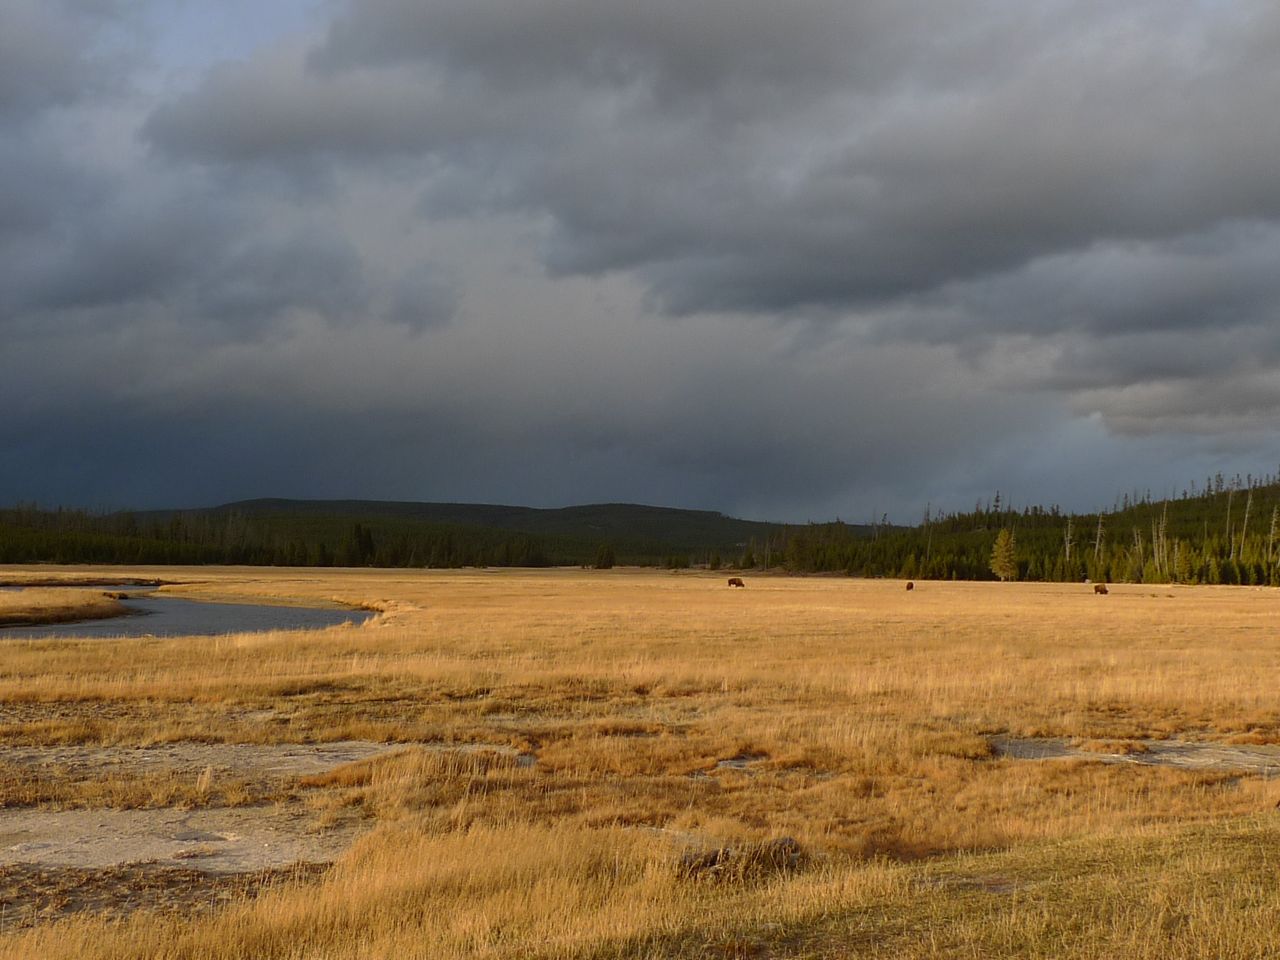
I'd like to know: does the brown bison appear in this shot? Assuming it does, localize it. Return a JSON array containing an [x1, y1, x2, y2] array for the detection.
[[1094, 583, 1109, 595], [727, 577, 745, 588], [905, 581, 914, 591]]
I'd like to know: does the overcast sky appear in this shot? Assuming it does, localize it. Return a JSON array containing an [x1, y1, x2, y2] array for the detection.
[[3, 0, 1280, 522]]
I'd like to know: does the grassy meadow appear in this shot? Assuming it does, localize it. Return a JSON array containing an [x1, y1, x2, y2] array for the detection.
[[0, 588, 128, 627], [3, 567, 1280, 957]]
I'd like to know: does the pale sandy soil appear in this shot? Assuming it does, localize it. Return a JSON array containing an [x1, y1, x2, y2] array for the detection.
[[0, 862, 325, 932], [0, 742, 408, 877], [0, 742, 390, 929], [0, 738, 533, 930], [994, 736, 1280, 773], [0, 806, 356, 874], [0, 740, 532, 872]]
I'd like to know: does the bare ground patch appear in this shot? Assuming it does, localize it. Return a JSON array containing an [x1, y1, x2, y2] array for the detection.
[[0, 861, 326, 933], [0, 742, 413, 881], [0, 739, 414, 784], [0, 741, 501, 928], [0, 805, 359, 874], [0, 739, 541, 930], [0, 740, 425, 809], [992, 736, 1280, 774]]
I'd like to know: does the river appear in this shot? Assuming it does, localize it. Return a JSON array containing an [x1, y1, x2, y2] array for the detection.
[[0, 583, 374, 639]]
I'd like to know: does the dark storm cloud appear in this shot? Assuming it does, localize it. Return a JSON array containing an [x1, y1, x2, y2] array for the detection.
[[929, 224, 1280, 343], [0, 140, 103, 263], [10, 184, 230, 317], [0, 0, 115, 120], [0, 298, 1042, 517], [0, 163, 385, 340], [8, 1, 1280, 518]]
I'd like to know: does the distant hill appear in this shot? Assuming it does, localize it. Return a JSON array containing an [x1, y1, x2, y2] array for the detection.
[[11, 473, 1279, 584], [195, 498, 780, 547], [0, 498, 814, 568]]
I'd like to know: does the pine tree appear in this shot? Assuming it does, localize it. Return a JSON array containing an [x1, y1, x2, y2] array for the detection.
[[990, 528, 1018, 581], [1174, 540, 1194, 584]]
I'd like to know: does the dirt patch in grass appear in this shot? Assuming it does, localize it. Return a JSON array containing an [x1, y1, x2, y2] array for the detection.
[[0, 739, 415, 785], [1072, 738, 1150, 755], [0, 740, 423, 808], [0, 740, 540, 929], [992, 736, 1280, 774], [0, 805, 360, 874], [0, 860, 326, 933], [0, 743, 414, 877]]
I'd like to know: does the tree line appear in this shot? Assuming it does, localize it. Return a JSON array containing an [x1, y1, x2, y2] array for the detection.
[[775, 474, 1280, 584], [7, 471, 1280, 584], [0, 503, 752, 569], [0, 506, 556, 568]]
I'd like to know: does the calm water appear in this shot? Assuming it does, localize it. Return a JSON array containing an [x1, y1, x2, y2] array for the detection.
[[0, 585, 373, 639]]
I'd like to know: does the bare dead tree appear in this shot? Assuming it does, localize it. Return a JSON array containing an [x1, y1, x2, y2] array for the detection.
[[1268, 506, 1278, 565], [1158, 502, 1169, 574], [1240, 487, 1253, 562], [1226, 487, 1234, 558]]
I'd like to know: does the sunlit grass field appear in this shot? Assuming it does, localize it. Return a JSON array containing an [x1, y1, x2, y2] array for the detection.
[[3, 567, 1280, 957], [0, 588, 126, 627]]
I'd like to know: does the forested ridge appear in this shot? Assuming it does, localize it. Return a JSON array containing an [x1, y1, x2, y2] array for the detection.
[[4, 472, 1280, 584], [778, 471, 1280, 584], [0, 500, 781, 570]]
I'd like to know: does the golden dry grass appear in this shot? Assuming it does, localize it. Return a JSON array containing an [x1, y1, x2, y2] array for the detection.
[[0, 759, 257, 809], [0, 588, 126, 626], [3, 567, 1280, 956]]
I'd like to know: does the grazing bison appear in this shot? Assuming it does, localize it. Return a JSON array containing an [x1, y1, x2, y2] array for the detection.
[[1094, 583, 1109, 595], [727, 577, 745, 588], [905, 581, 914, 591]]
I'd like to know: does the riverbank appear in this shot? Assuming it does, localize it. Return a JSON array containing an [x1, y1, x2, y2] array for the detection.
[[0, 590, 129, 627]]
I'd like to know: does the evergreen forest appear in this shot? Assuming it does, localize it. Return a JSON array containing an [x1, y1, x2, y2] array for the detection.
[[4, 472, 1280, 584]]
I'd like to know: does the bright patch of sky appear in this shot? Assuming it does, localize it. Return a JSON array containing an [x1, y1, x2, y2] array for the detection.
[[146, 0, 329, 74]]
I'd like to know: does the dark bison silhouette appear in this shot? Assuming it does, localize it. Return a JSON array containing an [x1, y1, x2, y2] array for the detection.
[[1094, 583, 1109, 595], [727, 577, 745, 588], [905, 581, 914, 591]]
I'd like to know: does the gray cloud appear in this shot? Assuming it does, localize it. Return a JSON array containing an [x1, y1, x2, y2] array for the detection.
[[0, 1, 115, 120], [6, 1, 1280, 518], [0, 284, 1056, 518], [146, 1, 1280, 311]]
